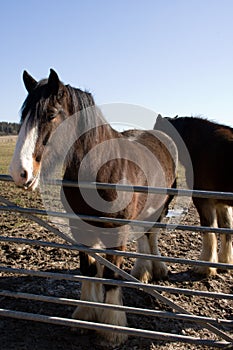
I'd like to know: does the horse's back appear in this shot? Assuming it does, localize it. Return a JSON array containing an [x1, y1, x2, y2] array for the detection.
[[122, 129, 178, 176], [159, 116, 233, 197]]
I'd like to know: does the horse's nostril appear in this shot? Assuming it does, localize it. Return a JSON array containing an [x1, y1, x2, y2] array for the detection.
[[35, 155, 41, 163], [20, 170, 28, 180]]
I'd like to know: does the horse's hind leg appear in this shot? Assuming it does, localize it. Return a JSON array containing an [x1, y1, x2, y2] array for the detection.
[[147, 196, 172, 280], [131, 228, 168, 282], [217, 205, 233, 267], [131, 197, 172, 283], [149, 190, 175, 280], [148, 227, 168, 280], [131, 234, 153, 283], [193, 199, 218, 276]]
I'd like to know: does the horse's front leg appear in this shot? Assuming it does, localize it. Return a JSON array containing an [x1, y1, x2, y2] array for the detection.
[[98, 251, 127, 347], [217, 205, 233, 267], [131, 228, 168, 283], [72, 252, 104, 323]]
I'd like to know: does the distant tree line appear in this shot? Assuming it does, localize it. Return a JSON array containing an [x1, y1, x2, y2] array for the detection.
[[0, 122, 20, 136]]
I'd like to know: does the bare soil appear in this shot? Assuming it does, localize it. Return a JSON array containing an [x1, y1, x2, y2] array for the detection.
[[0, 181, 232, 350]]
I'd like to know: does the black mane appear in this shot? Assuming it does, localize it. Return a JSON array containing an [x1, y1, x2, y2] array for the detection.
[[66, 85, 95, 114]]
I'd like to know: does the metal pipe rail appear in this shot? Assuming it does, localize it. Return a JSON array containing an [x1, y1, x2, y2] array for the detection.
[[1, 177, 233, 347], [1, 174, 233, 200], [1, 200, 232, 344], [1, 289, 232, 328], [0, 308, 230, 348], [1, 266, 233, 301], [1, 204, 233, 236], [0, 234, 232, 270]]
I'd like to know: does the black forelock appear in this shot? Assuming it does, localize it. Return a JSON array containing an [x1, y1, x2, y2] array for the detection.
[[20, 79, 50, 124]]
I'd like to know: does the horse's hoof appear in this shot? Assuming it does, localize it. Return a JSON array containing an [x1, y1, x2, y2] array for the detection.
[[193, 265, 217, 277], [96, 331, 128, 348], [131, 267, 152, 284], [131, 261, 153, 283], [152, 261, 168, 280]]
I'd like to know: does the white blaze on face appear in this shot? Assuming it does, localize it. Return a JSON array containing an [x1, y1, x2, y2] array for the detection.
[[10, 114, 39, 189]]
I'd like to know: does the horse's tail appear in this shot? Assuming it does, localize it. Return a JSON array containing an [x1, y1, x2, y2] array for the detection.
[[158, 177, 177, 223]]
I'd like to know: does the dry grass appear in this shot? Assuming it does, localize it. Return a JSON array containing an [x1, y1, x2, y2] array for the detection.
[[0, 136, 16, 174]]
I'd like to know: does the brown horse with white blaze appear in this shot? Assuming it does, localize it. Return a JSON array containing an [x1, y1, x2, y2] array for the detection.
[[10, 69, 177, 346], [155, 115, 233, 276]]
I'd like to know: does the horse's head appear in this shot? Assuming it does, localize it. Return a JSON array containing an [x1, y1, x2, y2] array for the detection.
[[10, 69, 73, 190], [154, 114, 179, 130]]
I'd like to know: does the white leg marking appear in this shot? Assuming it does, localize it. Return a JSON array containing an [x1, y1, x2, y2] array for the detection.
[[131, 235, 153, 283], [72, 280, 104, 321], [194, 203, 218, 276], [217, 205, 233, 266], [72, 260, 104, 322], [148, 227, 168, 279], [98, 287, 127, 346]]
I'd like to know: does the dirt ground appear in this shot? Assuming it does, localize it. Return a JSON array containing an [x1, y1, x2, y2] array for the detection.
[[0, 181, 232, 350]]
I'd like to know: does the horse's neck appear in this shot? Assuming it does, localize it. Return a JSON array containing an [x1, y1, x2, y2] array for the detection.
[[64, 111, 120, 179], [173, 119, 203, 156], [81, 125, 118, 156], [179, 121, 198, 144], [77, 109, 118, 153]]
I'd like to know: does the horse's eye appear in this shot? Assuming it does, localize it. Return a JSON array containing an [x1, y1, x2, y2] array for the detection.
[[47, 110, 58, 121], [48, 114, 56, 121]]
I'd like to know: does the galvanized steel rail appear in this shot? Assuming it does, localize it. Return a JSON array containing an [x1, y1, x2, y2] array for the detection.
[[1, 174, 233, 200], [0, 289, 232, 327], [1, 265, 233, 301], [0, 234, 232, 270], [1, 204, 233, 236], [0, 308, 230, 348], [0, 175, 233, 348]]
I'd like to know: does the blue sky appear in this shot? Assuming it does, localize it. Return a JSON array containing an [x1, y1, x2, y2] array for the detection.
[[1, 0, 233, 128]]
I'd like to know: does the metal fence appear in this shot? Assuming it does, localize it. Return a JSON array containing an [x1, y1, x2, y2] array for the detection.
[[0, 174, 232, 348]]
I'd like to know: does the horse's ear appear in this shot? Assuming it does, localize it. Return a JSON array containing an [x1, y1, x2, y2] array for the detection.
[[157, 114, 163, 122], [48, 68, 60, 94], [23, 71, 38, 93], [154, 114, 163, 129]]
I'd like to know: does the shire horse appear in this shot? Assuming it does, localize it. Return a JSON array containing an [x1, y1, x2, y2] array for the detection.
[[10, 69, 177, 346], [155, 115, 233, 276]]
